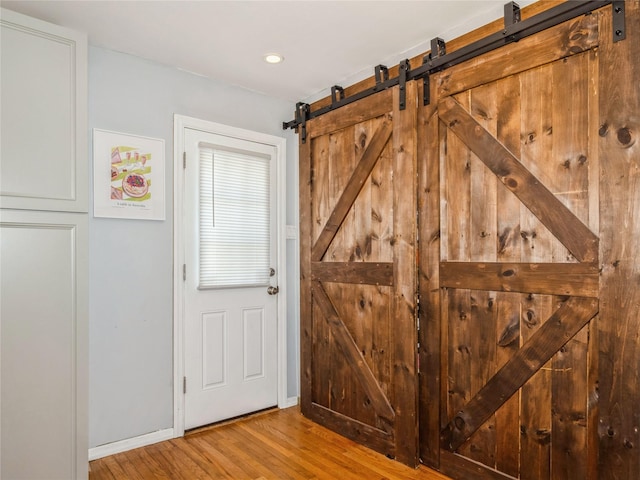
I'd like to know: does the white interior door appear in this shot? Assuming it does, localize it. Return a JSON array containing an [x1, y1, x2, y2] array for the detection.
[[183, 127, 279, 430]]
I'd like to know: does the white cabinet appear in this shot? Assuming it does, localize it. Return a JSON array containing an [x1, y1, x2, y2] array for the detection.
[[0, 8, 88, 480], [1, 210, 88, 479], [1, 8, 87, 213]]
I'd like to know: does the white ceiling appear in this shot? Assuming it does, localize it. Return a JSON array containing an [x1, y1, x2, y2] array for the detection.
[[1, 0, 535, 104]]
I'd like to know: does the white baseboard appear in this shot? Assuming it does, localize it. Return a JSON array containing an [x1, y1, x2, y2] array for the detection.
[[281, 396, 299, 409], [89, 402, 298, 461], [88, 428, 175, 461]]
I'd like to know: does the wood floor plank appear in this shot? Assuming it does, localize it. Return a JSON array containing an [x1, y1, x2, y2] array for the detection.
[[89, 459, 117, 480], [101, 456, 130, 480], [182, 436, 244, 479], [90, 407, 452, 479], [125, 447, 172, 480]]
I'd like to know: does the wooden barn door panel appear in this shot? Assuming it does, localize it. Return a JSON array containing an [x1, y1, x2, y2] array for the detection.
[[419, 12, 601, 480], [300, 84, 418, 465]]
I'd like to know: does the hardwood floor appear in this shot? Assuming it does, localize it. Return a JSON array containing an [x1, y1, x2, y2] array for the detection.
[[89, 407, 452, 479]]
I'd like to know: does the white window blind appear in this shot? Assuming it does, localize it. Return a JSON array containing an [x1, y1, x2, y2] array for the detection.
[[199, 146, 270, 288]]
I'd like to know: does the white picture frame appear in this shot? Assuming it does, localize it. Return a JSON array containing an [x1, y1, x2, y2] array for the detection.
[[93, 129, 165, 220]]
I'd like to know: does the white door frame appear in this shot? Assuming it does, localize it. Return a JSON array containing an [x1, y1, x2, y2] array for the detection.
[[172, 114, 288, 436]]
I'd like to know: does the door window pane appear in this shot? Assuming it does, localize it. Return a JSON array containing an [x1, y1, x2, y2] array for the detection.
[[199, 147, 270, 288]]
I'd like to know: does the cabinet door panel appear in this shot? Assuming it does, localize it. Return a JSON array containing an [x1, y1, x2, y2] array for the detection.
[[0, 8, 87, 212], [1, 209, 88, 479]]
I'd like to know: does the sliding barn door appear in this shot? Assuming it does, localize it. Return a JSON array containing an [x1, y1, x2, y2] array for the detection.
[[299, 84, 418, 465], [419, 12, 601, 480]]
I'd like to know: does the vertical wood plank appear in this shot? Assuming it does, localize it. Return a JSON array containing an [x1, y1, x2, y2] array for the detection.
[[443, 90, 473, 461], [519, 65, 556, 264], [551, 323, 590, 480], [310, 134, 330, 410], [370, 127, 394, 405], [444, 91, 472, 262], [549, 51, 592, 480], [311, 134, 330, 244], [465, 82, 498, 468], [300, 130, 313, 417], [494, 73, 522, 479], [520, 294, 553, 480], [464, 289, 497, 468], [353, 118, 375, 263], [391, 81, 418, 466], [326, 126, 357, 262], [371, 141, 394, 401], [518, 62, 556, 480], [469, 82, 498, 263], [447, 287, 471, 453], [418, 72, 442, 468], [440, 287, 450, 433], [598, 3, 640, 479], [586, 46, 600, 477], [350, 119, 376, 404], [328, 126, 355, 418]]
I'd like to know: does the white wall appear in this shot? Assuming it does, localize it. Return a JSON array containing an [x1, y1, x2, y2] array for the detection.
[[88, 46, 299, 448]]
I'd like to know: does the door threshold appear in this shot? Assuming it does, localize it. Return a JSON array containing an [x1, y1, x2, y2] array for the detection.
[[184, 406, 278, 436]]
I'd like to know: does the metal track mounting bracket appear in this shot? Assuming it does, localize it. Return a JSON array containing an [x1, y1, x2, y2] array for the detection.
[[331, 85, 345, 105], [612, 1, 626, 42], [375, 65, 389, 85], [399, 59, 410, 110], [296, 102, 310, 144]]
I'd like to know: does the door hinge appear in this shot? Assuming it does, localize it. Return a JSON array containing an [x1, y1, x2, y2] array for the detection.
[[183, 151, 186, 169], [183, 264, 186, 281], [183, 376, 187, 394]]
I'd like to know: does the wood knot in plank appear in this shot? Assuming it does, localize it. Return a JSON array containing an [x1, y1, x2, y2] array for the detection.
[[617, 127, 634, 147], [472, 105, 490, 120], [599, 123, 609, 137], [498, 316, 520, 347], [524, 309, 538, 328], [525, 131, 536, 144], [505, 177, 518, 189], [457, 345, 470, 355], [498, 227, 516, 254], [454, 416, 466, 430], [358, 132, 368, 149], [535, 429, 552, 445]]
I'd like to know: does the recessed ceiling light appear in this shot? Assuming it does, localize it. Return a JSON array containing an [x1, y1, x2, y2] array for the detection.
[[264, 53, 284, 64]]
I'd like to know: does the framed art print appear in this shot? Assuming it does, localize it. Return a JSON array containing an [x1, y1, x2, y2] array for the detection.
[[93, 129, 165, 220]]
